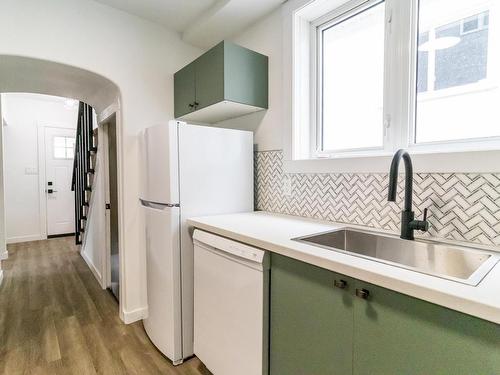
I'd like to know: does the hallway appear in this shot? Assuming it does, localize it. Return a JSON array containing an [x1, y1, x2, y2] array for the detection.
[[0, 238, 211, 375]]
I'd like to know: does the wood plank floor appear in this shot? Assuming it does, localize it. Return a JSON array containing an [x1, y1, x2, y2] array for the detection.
[[0, 237, 212, 375]]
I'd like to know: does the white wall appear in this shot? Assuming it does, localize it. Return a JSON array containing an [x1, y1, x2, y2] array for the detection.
[[217, 8, 284, 151], [0, 0, 202, 322], [1, 93, 77, 243]]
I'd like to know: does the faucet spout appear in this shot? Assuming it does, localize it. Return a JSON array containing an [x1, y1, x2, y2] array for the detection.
[[388, 149, 413, 212], [387, 149, 428, 240]]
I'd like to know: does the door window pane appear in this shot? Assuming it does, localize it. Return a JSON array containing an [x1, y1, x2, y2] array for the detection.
[[321, 1, 385, 152], [54, 136, 76, 159], [415, 0, 499, 143]]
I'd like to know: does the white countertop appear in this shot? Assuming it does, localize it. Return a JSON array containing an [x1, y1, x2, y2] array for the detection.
[[188, 211, 500, 324]]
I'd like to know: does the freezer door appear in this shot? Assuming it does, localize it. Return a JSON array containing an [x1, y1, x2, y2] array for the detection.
[[178, 123, 253, 215], [141, 121, 180, 204], [142, 203, 183, 363]]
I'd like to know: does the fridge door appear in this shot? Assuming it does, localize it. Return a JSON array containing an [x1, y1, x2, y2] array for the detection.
[[141, 121, 180, 204], [142, 201, 183, 364], [178, 123, 254, 359]]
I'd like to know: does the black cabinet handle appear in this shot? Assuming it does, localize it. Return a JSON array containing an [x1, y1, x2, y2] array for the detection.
[[194, 101, 199, 106], [334, 279, 347, 289], [355, 288, 370, 299], [188, 103, 195, 108]]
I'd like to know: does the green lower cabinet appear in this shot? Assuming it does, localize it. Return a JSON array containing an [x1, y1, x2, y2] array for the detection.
[[353, 280, 500, 375], [270, 254, 353, 375], [270, 254, 500, 375]]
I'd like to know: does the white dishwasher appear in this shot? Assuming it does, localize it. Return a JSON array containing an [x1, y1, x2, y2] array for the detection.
[[193, 229, 269, 375]]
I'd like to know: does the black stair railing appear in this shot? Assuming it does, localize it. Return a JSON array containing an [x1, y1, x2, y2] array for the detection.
[[71, 102, 97, 245]]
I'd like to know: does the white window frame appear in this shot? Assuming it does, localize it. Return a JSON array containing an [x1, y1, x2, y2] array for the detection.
[[282, 0, 500, 173], [313, 0, 389, 159]]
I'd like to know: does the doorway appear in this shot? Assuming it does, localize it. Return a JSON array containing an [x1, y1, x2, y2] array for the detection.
[[44, 126, 76, 237], [103, 115, 119, 300], [2, 93, 78, 243]]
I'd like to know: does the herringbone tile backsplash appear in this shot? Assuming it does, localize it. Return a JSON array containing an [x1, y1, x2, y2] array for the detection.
[[254, 150, 500, 247]]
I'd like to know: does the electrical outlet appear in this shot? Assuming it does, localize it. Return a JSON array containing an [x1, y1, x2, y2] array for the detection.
[[283, 175, 292, 197]]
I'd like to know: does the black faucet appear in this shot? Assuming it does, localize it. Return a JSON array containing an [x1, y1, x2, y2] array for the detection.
[[388, 149, 429, 240]]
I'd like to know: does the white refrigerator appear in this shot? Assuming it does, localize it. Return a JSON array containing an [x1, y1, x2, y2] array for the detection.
[[139, 120, 253, 365]]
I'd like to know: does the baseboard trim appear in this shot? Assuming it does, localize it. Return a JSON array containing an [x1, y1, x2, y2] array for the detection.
[[80, 250, 103, 287], [7, 234, 45, 244], [121, 306, 148, 324], [0, 250, 8, 260]]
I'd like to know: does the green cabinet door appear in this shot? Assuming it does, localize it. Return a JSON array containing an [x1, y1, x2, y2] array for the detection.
[[224, 41, 268, 109], [270, 254, 354, 375], [195, 41, 225, 111], [353, 280, 500, 375], [174, 61, 196, 118]]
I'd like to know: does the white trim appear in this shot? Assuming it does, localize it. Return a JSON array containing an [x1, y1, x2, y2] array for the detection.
[[0, 270, 3, 287], [97, 101, 120, 125], [0, 250, 8, 260], [114, 104, 127, 320], [284, 149, 500, 173], [36, 125, 48, 240], [97, 105, 126, 321], [120, 306, 148, 324], [7, 234, 45, 244], [81, 246, 103, 286]]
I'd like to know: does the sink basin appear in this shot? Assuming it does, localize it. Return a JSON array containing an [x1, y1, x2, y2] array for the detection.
[[293, 228, 499, 286]]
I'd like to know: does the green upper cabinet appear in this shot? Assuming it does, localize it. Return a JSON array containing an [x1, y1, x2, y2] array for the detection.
[[352, 280, 500, 375], [174, 40, 268, 123]]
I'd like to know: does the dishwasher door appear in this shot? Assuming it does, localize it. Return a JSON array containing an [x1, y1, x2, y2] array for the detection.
[[193, 230, 269, 375]]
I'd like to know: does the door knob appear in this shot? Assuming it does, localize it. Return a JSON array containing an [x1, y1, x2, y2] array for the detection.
[[355, 288, 370, 299]]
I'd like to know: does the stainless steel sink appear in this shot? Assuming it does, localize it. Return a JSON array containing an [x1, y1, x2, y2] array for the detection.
[[293, 228, 499, 286]]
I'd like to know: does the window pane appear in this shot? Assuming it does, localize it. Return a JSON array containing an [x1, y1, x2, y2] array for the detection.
[[415, 0, 499, 143], [66, 147, 74, 160], [321, 2, 385, 151], [53, 136, 66, 148], [65, 137, 75, 149]]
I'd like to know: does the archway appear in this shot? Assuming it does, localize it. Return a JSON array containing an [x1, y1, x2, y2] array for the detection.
[[0, 54, 122, 305]]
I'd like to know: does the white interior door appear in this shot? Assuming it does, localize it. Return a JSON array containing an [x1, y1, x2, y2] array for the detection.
[[45, 127, 76, 236]]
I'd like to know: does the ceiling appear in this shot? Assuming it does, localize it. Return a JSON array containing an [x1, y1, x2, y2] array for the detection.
[[92, 0, 217, 33], [92, 0, 285, 48]]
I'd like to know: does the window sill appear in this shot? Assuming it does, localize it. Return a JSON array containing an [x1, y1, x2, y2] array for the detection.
[[283, 149, 500, 174]]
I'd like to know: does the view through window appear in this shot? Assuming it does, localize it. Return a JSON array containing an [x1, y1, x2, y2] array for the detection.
[[415, 0, 499, 144]]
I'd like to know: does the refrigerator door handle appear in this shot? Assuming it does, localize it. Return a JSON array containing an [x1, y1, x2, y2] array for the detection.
[[140, 199, 180, 210]]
